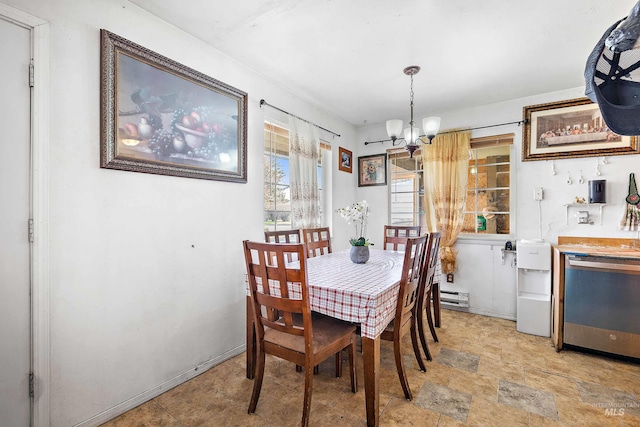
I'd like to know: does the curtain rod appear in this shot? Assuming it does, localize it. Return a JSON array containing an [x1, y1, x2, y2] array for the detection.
[[260, 99, 341, 138], [364, 119, 528, 145]]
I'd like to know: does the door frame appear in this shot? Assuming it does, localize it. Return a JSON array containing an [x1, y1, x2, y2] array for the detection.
[[0, 4, 50, 427]]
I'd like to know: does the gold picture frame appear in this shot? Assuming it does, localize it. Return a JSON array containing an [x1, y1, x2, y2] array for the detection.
[[522, 97, 639, 161]]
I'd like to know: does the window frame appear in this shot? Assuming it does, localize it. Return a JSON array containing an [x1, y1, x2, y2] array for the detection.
[[387, 133, 515, 241], [461, 133, 515, 240], [388, 149, 426, 230], [263, 120, 330, 232]]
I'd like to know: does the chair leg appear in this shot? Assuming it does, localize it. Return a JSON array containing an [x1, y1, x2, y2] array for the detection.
[[348, 336, 357, 393], [426, 291, 439, 342], [335, 351, 342, 378], [433, 282, 441, 327], [417, 305, 433, 362], [297, 365, 319, 374], [410, 319, 427, 372], [393, 336, 412, 401], [301, 363, 314, 427], [248, 349, 266, 414]]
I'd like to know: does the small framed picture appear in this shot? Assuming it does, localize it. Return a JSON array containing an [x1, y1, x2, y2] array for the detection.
[[338, 147, 352, 173], [358, 153, 387, 187]]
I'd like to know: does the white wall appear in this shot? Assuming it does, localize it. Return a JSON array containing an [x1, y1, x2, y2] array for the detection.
[[2, 0, 357, 425], [356, 87, 640, 319]]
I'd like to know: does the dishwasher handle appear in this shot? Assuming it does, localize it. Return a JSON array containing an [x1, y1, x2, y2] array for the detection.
[[567, 257, 640, 272]]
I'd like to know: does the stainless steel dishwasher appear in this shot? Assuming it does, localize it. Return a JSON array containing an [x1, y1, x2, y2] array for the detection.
[[564, 254, 640, 359]]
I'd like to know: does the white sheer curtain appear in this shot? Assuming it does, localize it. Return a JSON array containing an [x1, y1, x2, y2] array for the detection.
[[289, 117, 320, 228]]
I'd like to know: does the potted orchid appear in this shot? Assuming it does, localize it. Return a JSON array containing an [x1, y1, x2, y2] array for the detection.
[[336, 200, 372, 263]]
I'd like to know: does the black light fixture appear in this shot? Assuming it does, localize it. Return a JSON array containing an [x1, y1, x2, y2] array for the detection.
[[385, 66, 441, 158]]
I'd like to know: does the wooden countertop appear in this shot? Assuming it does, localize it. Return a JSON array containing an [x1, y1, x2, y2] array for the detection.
[[556, 236, 640, 259]]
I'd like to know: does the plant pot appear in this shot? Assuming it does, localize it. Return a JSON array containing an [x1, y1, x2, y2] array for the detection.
[[350, 245, 370, 264]]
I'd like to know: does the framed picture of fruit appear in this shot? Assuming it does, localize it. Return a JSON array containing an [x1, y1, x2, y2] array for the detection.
[[100, 30, 247, 182]]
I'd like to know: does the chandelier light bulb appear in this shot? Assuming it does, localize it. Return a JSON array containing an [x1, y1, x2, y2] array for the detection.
[[423, 117, 441, 139], [404, 126, 420, 144], [386, 120, 403, 142]]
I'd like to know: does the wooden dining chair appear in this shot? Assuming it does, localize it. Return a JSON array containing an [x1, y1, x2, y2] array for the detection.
[[302, 227, 332, 258], [415, 231, 442, 363], [243, 240, 357, 427], [380, 234, 428, 400], [383, 225, 421, 251]]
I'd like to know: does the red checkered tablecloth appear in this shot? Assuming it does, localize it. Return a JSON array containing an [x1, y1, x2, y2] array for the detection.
[[305, 249, 405, 339], [247, 248, 405, 339]]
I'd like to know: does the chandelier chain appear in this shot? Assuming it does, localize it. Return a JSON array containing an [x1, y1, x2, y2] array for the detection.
[[409, 74, 415, 128]]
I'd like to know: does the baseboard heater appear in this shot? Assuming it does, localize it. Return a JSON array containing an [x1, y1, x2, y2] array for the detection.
[[439, 290, 470, 308]]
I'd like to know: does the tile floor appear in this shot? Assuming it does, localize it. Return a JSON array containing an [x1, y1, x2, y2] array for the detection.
[[101, 309, 640, 426]]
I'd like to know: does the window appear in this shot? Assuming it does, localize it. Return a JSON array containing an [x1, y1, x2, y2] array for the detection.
[[462, 134, 513, 235], [263, 121, 328, 231], [389, 150, 426, 230], [388, 133, 514, 236]]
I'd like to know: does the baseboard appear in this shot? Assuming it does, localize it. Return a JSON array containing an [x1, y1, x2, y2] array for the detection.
[[442, 305, 516, 321], [74, 344, 246, 427]]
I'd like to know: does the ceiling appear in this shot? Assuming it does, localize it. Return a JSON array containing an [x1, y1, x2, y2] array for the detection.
[[129, 0, 632, 128]]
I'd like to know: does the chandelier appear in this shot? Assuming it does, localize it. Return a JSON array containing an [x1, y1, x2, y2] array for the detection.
[[386, 66, 441, 158]]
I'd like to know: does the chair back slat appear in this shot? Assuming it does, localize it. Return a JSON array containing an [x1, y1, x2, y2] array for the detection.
[[419, 231, 442, 308], [395, 235, 428, 330], [243, 240, 311, 341], [383, 225, 421, 251], [265, 229, 302, 262], [264, 229, 302, 244], [302, 227, 332, 258]]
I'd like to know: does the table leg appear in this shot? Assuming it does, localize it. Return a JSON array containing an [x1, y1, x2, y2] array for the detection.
[[361, 336, 380, 427], [433, 282, 441, 327], [246, 296, 256, 380]]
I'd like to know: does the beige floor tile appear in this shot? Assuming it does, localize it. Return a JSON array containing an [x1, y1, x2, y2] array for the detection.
[[153, 379, 239, 427], [448, 369, 500, 402], [466, 396, 529, 427], [622, 413, 640, 427], [555, 397, 625, 427], [100, 400, 181, 427], [477, 355, 525, 384], [524, 368, 581, 402], [378, 396, 440, 426], [528, 412, 566, 426]]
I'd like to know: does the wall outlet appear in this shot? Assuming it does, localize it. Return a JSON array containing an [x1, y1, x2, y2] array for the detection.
[[533, 187, 544, 201], [446, 273, 454, 283]]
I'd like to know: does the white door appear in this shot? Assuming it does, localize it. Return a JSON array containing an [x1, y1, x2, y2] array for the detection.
[[0, 16, 32, 427]]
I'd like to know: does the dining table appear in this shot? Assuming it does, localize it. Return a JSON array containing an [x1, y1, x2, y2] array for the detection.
[[245, 247, 406, 427]]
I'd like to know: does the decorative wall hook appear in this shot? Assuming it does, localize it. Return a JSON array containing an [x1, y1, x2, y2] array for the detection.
[[566, 172, 572, 185], [602, 156, 608, 164], [578, 170, 584, 184], [551, 160, 556, 176]]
